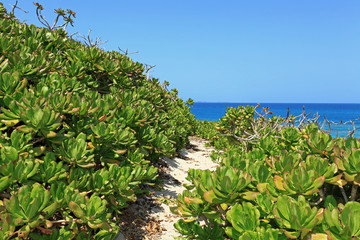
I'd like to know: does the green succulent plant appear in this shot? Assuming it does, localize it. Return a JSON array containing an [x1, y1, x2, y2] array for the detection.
[[193, 167, 252, 205], [323, 201, 360, 239], [2, 183, 58, 238], [68, 194, 109, 229], [0, 3, 196, 238], [175, 108, 360, 239], [273, 195, 323, 239]]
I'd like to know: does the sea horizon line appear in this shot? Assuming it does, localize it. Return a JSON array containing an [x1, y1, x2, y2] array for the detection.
[[194, 101, 360, 105]]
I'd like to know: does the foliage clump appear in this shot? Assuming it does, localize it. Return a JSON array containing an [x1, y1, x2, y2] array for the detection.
[[174, 105, 360, 240], [0, 3, 195, 239]]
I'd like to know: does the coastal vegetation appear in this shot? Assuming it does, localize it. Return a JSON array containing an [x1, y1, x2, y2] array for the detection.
[[0, 3, 195, 238], [1, 2, 360, 240], [173, 105, 360, 239]]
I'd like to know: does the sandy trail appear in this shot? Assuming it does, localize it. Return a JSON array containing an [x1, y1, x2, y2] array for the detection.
[[117, 137, 218, 240], [151, 137, 218, 239]]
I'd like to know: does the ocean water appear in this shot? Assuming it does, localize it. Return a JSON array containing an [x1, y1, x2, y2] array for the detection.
[[190, 102, 360, 138]]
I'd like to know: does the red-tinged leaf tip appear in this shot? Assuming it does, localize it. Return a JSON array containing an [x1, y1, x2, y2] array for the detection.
[[273, 175, 285, 191]]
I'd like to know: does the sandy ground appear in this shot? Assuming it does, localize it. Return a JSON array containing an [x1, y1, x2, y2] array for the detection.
[[151, 137, 219, 239], [117, 137, 218, 240]]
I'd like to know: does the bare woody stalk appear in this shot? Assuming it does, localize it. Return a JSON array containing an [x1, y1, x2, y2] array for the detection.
[[80, 29, 108, 48], [10, 0, 28, 16], [351, 184, 358, 201], [145, 64, 156, 80], [33, 2, 75, 31], [339, 185, 348, 203], [200, 214, 211, 227], [118, 47, 139, 56]]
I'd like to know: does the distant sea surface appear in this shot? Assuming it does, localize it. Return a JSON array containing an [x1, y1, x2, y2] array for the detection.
[[191, 102, 360, 138]]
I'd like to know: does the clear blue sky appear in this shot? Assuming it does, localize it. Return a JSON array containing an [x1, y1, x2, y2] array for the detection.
[[3, 0, 360, 103]]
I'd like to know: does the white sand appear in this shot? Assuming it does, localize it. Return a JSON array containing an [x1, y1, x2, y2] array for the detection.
[[116, 137, 218, 240], [150, 137, 219, 240]]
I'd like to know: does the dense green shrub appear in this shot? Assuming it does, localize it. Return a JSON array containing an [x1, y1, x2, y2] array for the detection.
[[193, 120, 217, 140], [0, 3, 195, 239], [174, 106, 360, 240]]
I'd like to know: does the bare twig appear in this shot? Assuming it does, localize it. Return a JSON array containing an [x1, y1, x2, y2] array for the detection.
[[324, 115, 331, 135], [200, 214, 210, 226], [351, 184, 358, 201], [51, 219, 78, 224], [69, 31, 78, 39], [145, 64, 156, 80], [339, 185, 349, 203], [118, 48, 139, 56], [10, 0, 28, 16], [79, 29, 108, 48], [311, 188, 325, 206]]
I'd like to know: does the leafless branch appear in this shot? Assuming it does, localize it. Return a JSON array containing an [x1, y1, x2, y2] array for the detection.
[[69, 31, 78, 39], [339, 185, 349, 203], [10, 0, 28, 15], [351, 184, 358, 201], [34, 4, 52, 30], [118, 48, 139, 56], [145, 64, 156, 80], [79, 29, 108, 48]]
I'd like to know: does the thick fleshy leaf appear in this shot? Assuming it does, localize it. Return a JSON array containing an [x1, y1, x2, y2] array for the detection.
[[273, 175, 285, 191], [69, 201, 85, 219], [340, 201, 360, 237]]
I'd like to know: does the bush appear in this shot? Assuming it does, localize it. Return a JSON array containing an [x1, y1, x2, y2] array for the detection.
[[0, 3, 195, 239], [174, 106, 360, 239]]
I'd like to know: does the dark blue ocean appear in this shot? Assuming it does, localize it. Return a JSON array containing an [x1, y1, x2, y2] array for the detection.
[[191, 103, 360, 138]]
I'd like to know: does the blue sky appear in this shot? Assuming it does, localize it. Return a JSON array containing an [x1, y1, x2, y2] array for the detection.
[[4, 0, 360, 103]]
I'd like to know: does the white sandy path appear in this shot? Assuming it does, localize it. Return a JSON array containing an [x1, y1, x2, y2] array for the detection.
[[150, 137, 219, 240]]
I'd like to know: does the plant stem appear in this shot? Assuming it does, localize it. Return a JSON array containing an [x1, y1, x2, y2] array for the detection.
[[216, 204, 232, 227], [351, 184, 358, 201], [311, 188, 325, 206], [51, 219, 78, 224], [339, 185, 348, 203], [216, 205, 227, 220], [319, 188, 325, 202], [200, 214, 211, 227]]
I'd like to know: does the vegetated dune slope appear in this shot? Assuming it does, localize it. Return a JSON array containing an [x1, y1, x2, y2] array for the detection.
[[0, 4, 196, 239]]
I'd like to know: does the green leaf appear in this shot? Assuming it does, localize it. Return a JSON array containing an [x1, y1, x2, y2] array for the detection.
[[324, 195, 337, 211], [42, 202, 59, 217], [0, 175, 12, 192], [26, 197, 40, 220], [273, 175, 285, 191], [226, 202, 260, 234], [241, 191, 259, 201], [341, 201, 360, 237], [203, 189, 222, 204], [69, 201, 85, 219], [2, 146, 18, 161], [202, 210, 221, 219]]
